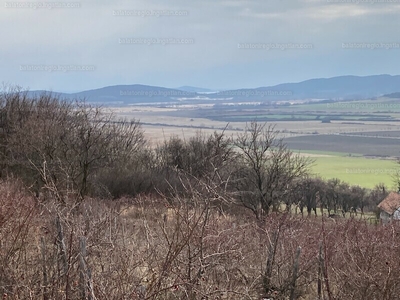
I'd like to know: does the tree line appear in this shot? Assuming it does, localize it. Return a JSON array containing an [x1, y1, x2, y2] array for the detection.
[[0, 88, 389, 217]]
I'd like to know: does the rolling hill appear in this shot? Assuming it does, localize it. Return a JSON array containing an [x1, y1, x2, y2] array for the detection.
[[26, 74, 400, 105]]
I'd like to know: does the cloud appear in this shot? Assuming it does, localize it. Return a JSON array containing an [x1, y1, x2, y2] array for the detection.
[[1, 0, 399, 91]]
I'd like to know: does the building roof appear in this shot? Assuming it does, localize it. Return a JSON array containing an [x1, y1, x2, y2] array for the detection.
[[378, 192, 400, 215]]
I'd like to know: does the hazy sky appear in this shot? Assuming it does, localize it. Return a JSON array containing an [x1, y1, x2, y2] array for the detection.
[[1, 0, 400, 92]]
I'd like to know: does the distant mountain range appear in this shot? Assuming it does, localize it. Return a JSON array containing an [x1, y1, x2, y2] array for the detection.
[[27, 74, 400, 105], [383, 92, 400, 98], [27, 85, 197, 105]]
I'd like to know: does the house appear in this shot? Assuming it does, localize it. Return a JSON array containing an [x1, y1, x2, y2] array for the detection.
[[377, 192, 400, 223]]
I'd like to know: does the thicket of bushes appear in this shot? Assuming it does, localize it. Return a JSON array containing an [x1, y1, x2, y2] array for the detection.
[[0, 179, 399, 299], [0, 89, 388, 217]]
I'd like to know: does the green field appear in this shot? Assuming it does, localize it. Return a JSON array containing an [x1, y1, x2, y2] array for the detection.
[[309, 154, 399, 189]]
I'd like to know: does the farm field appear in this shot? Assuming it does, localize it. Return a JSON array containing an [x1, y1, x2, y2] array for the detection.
[[284, 134, 400, 157], [208, 112, 397, 122], [113, 106, 400, 136], [308, 153, 398, 189], [189, 98, 400, 122], [312, 156, 400, 188], [286, 98, 400, 113], [294, 149, 398, 189], [342, 130, 400, 138], [294, 149, 363, 157], [111, 99, 400, 189]]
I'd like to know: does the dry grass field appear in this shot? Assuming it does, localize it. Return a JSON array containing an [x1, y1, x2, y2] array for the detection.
[[112, 106, 400, 145]]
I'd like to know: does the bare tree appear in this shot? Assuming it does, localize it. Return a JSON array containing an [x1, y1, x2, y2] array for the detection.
[[233, 122, 311, 218], [297, 177, 321, 217], [0, 88, 146, 204], [57, 104, 145, 201], [154, 129, 236, 196]]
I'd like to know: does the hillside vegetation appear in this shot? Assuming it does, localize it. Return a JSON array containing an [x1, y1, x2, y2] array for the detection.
[[0, 88, 397, 299]]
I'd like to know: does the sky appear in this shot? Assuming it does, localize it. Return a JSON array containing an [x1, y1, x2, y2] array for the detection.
[[1, 0, 400, 92]]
